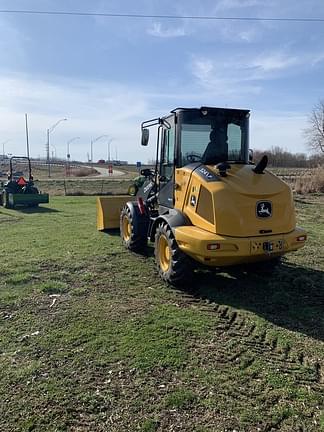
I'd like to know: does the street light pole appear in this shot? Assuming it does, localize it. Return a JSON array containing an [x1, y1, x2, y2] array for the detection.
[[90, 135, 108, 163], [1, 139, 10, 160], [66, 136, 80, 177], [46, 118, 67, 177], [107, 138, 113, 162], [67, 136, 80, 160]]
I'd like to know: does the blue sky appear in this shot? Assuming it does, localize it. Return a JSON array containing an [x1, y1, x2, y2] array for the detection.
[[0, 0, 324, 162]]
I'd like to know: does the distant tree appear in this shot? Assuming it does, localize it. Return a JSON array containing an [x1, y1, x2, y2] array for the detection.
[[304, 99, 324, 153], [252, 147, 311, 168]]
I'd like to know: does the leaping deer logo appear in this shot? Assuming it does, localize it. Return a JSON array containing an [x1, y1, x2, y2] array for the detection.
[[257, 201, 272, 218], [259, 203, 270, 216]]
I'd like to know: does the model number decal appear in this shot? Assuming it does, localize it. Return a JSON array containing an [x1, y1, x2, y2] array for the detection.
[[196, 166, 219, 182]]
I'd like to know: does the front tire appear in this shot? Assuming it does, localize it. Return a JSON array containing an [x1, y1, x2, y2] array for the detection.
[[154, 222, 193, 286], [120, 205, 148, 252]]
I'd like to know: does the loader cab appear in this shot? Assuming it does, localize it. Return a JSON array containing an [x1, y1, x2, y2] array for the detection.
[[175, 107, 250, 168], [141, 107, 250, 208]]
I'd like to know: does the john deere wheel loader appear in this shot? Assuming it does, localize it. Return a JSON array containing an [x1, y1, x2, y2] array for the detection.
[[97, 107, 307, 285]]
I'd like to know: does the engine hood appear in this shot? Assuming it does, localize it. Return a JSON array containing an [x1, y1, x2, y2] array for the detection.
[[178, 164, 296, 237], [210, 164, 288, 197]]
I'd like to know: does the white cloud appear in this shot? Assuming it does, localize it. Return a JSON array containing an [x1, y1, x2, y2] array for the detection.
[[0, 74, 158, 162], [251, 52, 298, 72], [147, 22, 187, 38], [190, 56, 262, 97], [190, 47, 324, 97], [215, 0, 264, 10]]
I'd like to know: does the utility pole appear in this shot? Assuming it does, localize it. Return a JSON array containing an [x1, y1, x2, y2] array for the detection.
[[46, 128, 50, 177], [25, 113, 30, 159]]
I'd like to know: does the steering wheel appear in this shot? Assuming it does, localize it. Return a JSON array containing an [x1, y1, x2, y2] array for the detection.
[[185, 152, 202, 163]]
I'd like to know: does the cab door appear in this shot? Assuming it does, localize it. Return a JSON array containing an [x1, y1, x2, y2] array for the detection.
[[158, 122, 175, 208]]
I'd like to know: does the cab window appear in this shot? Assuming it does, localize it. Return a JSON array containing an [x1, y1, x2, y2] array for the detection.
[[161, 127, 175, 180]]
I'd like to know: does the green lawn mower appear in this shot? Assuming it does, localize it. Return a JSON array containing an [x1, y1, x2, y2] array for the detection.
[[0, 156, 49, 209]]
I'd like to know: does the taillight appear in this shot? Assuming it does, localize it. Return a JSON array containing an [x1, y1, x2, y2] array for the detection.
[[296, 235, 307, 242], [207, 243, 220, 250]]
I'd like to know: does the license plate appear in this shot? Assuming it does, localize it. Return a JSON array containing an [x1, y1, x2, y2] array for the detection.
[[263, 240, 283, 253]]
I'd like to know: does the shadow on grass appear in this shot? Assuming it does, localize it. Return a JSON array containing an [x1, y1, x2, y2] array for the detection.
[[181, 261, 324, 341], [102, 228, 120, 236], [15, 206, 60, 214], [102, 230, 156, 258]]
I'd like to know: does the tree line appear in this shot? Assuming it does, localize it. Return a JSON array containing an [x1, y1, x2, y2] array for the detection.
[[253, 147, 324, 168]]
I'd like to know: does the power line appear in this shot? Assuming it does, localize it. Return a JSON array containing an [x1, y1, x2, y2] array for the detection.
[[0, 9, 324, 23]]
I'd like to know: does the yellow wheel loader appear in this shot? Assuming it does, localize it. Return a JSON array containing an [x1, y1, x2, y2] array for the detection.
[[97, 107, 307, 285]]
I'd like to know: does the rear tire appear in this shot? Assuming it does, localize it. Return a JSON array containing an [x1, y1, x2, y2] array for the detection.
[[154, 222, 193, 286], [120, 205, 148, 252]]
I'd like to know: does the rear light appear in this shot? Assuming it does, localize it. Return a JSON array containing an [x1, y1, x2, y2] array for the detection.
[[137, 197, 146, 215], [296, 235, 307, 242], [207, 243, 220, 250]]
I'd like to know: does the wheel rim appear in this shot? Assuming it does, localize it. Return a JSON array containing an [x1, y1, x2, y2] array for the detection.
[[128, 185, 137, 196], [122, 215, 131, 241], [158, 234, 171, 272]]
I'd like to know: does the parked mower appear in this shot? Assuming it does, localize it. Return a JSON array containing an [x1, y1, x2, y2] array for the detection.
[[0, 156, 49, 209]]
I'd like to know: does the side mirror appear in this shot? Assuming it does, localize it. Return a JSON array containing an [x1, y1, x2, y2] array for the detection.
[[141, 128, 149, 146], [249, 149, 253, 163]]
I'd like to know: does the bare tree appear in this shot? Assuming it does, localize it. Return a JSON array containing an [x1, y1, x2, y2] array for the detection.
[[304, 99, 324, 153]]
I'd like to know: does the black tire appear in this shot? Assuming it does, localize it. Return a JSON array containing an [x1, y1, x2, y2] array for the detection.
[[154, 222, 193, 286], [120, 205, 148, 252]]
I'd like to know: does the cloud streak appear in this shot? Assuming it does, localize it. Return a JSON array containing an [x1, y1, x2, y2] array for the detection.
[[147, 22, 188, 38], [190, 47, 324, 98]]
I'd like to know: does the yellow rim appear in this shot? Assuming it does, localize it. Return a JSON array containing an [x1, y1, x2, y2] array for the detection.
[[128, 185, 136, 196], [158, 234, 171, 272], [122, 215, 131, 241]]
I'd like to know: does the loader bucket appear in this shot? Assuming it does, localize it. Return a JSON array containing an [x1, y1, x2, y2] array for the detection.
[[97, 195, 130, 230]]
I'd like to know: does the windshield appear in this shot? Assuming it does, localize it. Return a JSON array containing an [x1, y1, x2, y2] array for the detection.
[[179, 110, 249, 166]]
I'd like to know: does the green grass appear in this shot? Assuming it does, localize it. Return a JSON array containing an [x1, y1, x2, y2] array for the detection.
[[0, 195, 323, 431]]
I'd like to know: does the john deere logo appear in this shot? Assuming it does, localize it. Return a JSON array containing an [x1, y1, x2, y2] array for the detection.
[[256, 201, 272, 218]]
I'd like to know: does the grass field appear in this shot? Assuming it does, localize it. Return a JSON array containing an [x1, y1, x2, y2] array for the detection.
[[0, 195, 323, 431]]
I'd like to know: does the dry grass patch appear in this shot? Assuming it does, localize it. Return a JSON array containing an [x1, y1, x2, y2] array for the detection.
[[294, 166, 324, 194]]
